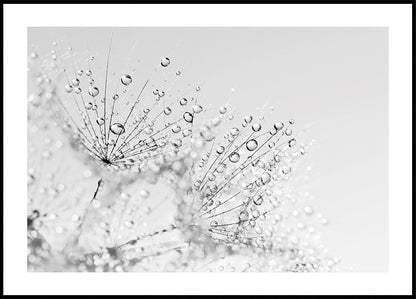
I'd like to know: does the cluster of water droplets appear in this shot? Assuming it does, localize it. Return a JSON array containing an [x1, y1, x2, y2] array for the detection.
[[36, 41, 224, 178], [166, 110, 339, 271]]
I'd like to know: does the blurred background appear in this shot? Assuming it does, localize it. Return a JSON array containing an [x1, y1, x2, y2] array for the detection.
[[28, 27, 389, 271]]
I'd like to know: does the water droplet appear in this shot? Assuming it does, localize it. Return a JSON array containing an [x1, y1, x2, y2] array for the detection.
[[182, 129, 192, 137], [27, 174, 35, 185], [172, 139, 183, 147], [281, 165, 291, 174], [253, 195, 263, 205], [261, 172, 271, 184], [201, 129, 215, 142], [274, 122, 284, 131], [212, 117, 221, 127], [172, 125, 181, 133], [180, 98, 188, 106], [164, 107, 172, 115], [176, 70, 181, 76], [96, 118, 105, 126], [246, 139, 258, 151], [88, 87, 99, 97], [193, 105, 203, 113], [216, 146, 225, 154], [72, 78, 80, 87], [219, 106, 227, 114], [304, 206, 313, 215], [210, 220, 218, 227], [65, 85, 73, 93], [244, 116, 253, 123], [121, 74, 132, 85], [252, 123, 262, 132], [110, 123, 125, 135], [161, 57, 170, 67], [230, 127, 239, 136], [183, 112, 193, 123], [229, 152, 240, 163], [288, 138, 296, 147], [85, 102, 93, 110], [77, 70, 84, 76], [239, 211, 249, 221]]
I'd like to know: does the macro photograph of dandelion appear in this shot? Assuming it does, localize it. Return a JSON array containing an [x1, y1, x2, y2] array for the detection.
[[4, 3, 413, 296], [26, 25, 390, 274]]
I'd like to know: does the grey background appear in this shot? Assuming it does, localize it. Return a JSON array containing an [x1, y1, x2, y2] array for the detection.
[[28, 27, 389, 271]]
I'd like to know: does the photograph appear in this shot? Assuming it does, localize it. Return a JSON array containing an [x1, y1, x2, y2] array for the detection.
[[27, 26, 388, 273]]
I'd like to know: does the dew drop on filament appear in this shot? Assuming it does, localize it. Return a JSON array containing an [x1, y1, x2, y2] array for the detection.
[[96, 118, 105, 126], [229, 152, 240, 163], [183, 112, 193, 123], [88, 87, 99, 97], [110, 123, 126, 135], [121, 74, 132, 85], [246, 139, 258, 151]]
